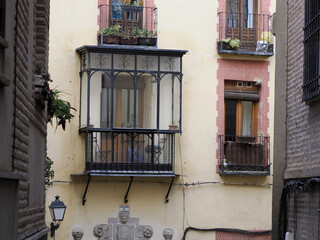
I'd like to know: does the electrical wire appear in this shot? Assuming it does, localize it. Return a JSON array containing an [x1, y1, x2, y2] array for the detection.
[[182, 227, 271, 240]]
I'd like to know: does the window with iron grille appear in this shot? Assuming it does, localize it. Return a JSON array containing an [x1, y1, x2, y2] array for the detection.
[[303, 1, 320, 102], [0, 0, 5, 38]]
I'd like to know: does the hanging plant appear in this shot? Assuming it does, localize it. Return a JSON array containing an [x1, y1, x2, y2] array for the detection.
[[47, 89, 76, 130], [34, 67, 75, 130]]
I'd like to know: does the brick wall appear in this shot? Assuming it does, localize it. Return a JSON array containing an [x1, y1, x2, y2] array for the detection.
[[216, 59, 270, 165], [13, 0, 50, 239], [285, 0, 320, 179]]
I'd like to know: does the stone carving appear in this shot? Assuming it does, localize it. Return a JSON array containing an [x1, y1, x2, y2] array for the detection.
[[163, 228, 174, 240], [93, 205, 153, 240], [72, 228, 84, 240]]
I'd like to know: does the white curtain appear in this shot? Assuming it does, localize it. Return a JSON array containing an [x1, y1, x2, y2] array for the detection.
[[241, 101, 252, 136], [242, 0, 254, 28], [228, 0, 238, 27]]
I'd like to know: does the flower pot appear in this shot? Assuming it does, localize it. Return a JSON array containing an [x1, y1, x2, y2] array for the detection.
[[218, 41, 235, 50], [34, 75, 44, 98], [120, 37, 138, 45], [100, 35, 120, 44], [138, 37, 157, 46], [169, 125, 179, 130]]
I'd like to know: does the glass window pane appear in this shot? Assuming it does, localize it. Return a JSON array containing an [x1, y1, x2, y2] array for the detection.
[[241, 101, 253, 136], [113, 73, 135, 128], [160, 57, 180, 72], [137, 55, 158, 71], [225, 99, 237, 136], [90, 53, 111, 69], [159, 74, 180, 130], [89, 71, 103, 128], [137, 74, 157, 129], [80, 71, 88, 128], [114, 54, 135, 70], [101, 73, 112, 128]]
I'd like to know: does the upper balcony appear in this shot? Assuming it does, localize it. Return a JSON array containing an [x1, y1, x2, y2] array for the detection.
[[218, 12, 274, 56], [98, 2, 157, 46]]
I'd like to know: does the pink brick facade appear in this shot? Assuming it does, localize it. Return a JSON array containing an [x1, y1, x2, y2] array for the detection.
[[216, 59, 270, 164], [98, 0, 155, 31]]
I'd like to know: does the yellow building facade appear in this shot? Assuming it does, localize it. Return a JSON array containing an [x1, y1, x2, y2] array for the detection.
[[46, 0, 275, 239]]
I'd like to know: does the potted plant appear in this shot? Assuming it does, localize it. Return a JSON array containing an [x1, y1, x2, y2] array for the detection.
[[132, 28, 157, 46], [218, 38, 240, 50], [120, 34, 138, 45], [47, 88, 76, 130], [99, 25, 121, 44], [34, 66, 53, 100]]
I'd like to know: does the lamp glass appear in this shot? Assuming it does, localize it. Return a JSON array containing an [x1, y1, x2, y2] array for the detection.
[[53, 208, 65, 221]]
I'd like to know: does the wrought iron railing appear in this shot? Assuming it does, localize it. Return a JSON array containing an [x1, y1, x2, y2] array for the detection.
[[98, 3, 157, 45], [85, 131, 174, 174], [219, 135, 270, 175], [218, 12, 273, 54]]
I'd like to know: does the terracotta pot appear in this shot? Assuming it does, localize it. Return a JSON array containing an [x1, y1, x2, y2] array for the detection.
[[169, 125, 179, 130]]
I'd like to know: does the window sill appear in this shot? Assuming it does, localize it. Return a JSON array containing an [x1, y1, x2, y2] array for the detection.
[[71, 171, 177, 182], [218, 49, 274, 57], [219, 165, 270, 176]]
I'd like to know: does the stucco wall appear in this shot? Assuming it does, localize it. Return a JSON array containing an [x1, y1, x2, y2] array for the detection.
[[47, 0, 275, 239]]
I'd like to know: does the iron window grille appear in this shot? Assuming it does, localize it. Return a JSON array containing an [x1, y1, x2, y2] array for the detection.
[[303, 1, 320, 102]]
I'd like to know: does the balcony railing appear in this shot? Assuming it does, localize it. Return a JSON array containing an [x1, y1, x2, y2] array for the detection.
[[98, 3, 157, 46], [85, 131, 174, 175], [219, 135, 270, 175], [218, 12, 273, 56]]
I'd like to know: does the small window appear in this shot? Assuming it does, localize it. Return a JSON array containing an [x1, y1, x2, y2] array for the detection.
[[246, 82, 252, 88], [237, 81, 243, 87]]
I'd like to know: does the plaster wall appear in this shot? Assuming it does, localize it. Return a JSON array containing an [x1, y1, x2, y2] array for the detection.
[[47, 0, 275, 239]]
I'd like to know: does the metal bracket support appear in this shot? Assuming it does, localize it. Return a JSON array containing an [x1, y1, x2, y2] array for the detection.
[[165, 177, 175, 203], [82, 174, 91, 206], [124, 176, 134, 203]]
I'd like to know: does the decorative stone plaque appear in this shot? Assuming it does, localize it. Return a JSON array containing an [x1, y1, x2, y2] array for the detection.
[[93, 205, 153, 240]]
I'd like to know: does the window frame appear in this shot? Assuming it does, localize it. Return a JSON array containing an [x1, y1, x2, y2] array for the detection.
[[224, 80, 258, 138]]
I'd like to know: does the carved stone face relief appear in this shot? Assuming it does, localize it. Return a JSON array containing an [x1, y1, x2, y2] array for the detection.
[[163, 228, 174, 240], [143, 226, 153, 238], [119, 212, 130, 224], [72, 228, 84, 240], [93, 205, 153, 240]]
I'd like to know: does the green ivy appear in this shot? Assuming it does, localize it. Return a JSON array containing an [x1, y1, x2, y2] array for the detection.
[[45, 156, 54, 187]]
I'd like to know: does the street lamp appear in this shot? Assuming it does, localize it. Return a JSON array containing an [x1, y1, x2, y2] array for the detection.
[[49, 195, 67, 238]]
